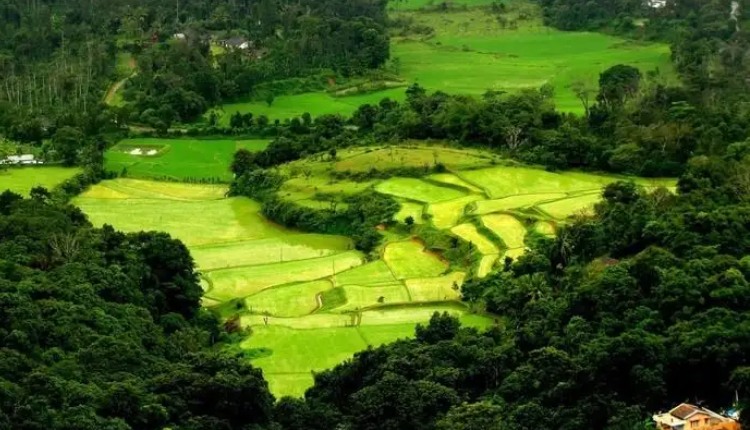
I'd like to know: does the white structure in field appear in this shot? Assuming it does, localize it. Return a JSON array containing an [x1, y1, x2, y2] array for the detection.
[[647, 0, 666, 8], [1, 154, 41, 165]]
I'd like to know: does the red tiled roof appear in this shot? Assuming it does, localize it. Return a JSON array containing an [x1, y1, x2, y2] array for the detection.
[[671, 404, 700, 420]]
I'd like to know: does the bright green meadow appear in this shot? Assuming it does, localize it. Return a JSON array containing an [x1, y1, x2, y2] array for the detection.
[[0, 167, 81, 196], [211, 1, 674, 120], [105, 138, 269, 182]]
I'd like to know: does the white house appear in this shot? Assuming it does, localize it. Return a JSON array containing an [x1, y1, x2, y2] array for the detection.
[[1, 154, 41, 165], [647, 0, 667, 8]]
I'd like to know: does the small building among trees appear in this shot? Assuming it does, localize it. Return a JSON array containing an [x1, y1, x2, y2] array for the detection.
[[653, 403, 740, 430]]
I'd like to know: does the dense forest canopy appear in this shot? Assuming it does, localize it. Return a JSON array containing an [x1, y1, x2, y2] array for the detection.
[[0, 191, 276, 429]]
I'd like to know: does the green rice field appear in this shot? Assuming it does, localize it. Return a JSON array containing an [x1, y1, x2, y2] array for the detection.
[[74, 177, 496, 398], [0, 167, 81, 196], [210, 1, 675, 120], [279, 144, 675, 281], [105, 138, 269, 181], [74, 145, 675, 399]]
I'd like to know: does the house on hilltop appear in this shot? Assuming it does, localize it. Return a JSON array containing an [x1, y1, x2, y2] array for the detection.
[[653, 403, 740, 430]]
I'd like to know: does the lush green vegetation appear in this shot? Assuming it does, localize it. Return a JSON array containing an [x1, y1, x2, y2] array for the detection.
[[7, 0, 750, 427], [75, 178, 498, 397], [0, 193, 275, 429], [391, 7, 675, 113], [211, 89, 406, 125], [105, 138, 269, 181], [206, 0, 673, 120], [0, 167, 81, 196]]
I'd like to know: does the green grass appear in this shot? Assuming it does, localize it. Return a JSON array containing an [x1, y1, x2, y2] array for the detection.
[[278, 176, 376, 202], [459, 166, 620, 198], [481, 214, 527, 249], [105, 138, 269, 181], [405, 272, 465, 301], [0, 167, 81, 196], [472, 193, 568, 214], [319, 287, 347, 311], [76, 191, 287, 248], [427, 195, 483, 229], [477, 255, 498, 277], [241, 324, 369, 375], [191, 235, 352, 271], [537, 193, 602, 219], [339, 284, 412, 310], [394, 200, 425, 224], [534, 221, 556, 236], [73, 177, 501, 399], [392, 8, 675, 113], [80, 178, 227, 200], [427, 173, 485, 193], [245, 280, 331, 317], [384, 240, 449, 279], [450, 223, 498, 254], [376, 177, 467, 202], [206, 251, 363, 300], [334, 260, 399, 286], [333, 146, 494, 172], [115, 52, 135, 78], [245, 315, 496, 397], [211, 89, 406, 123]]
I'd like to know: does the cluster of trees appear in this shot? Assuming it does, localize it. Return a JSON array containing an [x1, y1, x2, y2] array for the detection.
[[115, 0, 389, 127], [538, 0, 651, 31], [0, 0, 389, 137], [238, 60, 743, 177], [0, 193, 277, 429], [228, 167, 398, 252]]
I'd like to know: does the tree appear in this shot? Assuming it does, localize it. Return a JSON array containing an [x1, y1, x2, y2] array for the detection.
[[52, 126, 84, 166], [570, 80, 595, 117], [597, 65, 642, 110], [231, 149, 256, 177], [415, 312, 460, 344]]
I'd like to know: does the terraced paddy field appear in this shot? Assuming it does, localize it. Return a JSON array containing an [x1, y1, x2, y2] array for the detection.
[[105, 138, 270, 182], [74, 177, 495, 398], [0, 167, 81, 195], [74, 145, 675, 398], [278, 144, 676, 280]]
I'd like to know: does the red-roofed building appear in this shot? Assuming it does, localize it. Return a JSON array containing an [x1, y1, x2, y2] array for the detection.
[[653, 403, 740, 430]]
